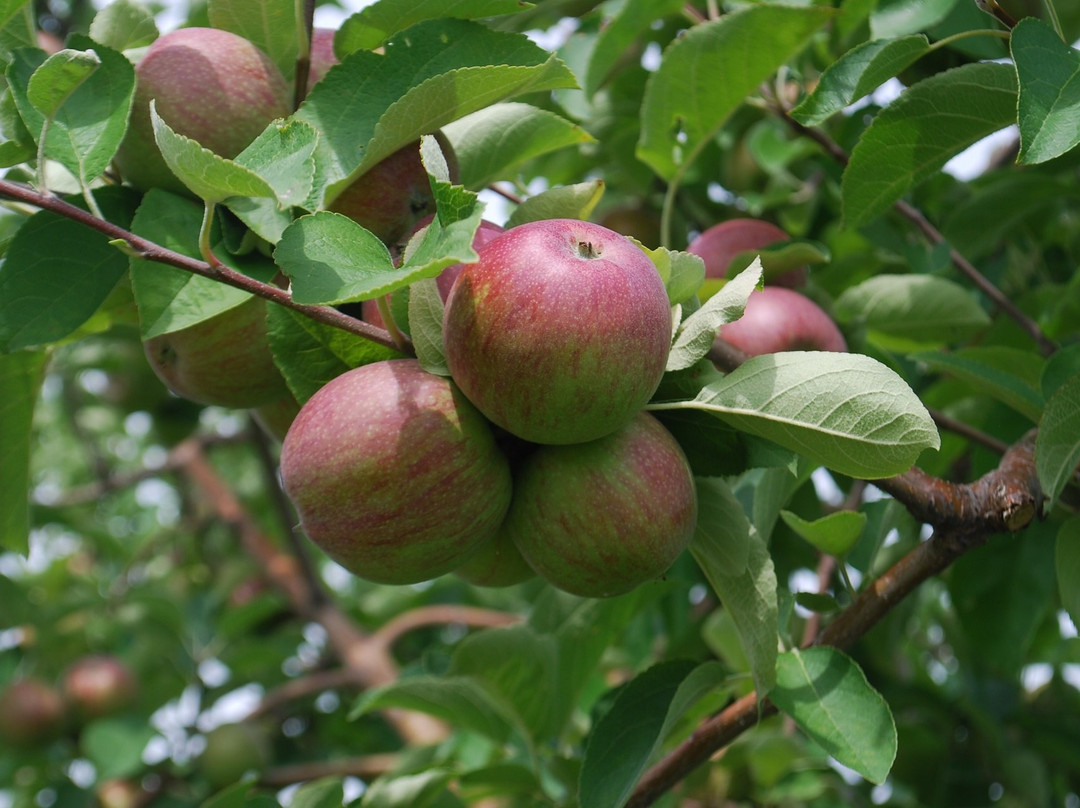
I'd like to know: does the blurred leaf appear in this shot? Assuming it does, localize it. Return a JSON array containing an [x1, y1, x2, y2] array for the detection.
[[208, 0, 297, 78], [1012, 17, 1080, 165], [0, 186, 140, 350], [442, 102, 594, 190], [780, 509, 867, 557], [792, 36, 929, 126], [691, 524, 778, 697], [290, 777, 346, 808], [361, 770, 456, 808], [580, 660, 729, 808], [667, 259, 761, 372], [0, 349, 47, 555], [870, 0, 960, 38], [1058, 517, 1080, 630], [336, 0, 532, 53], [638, 5, 832, 180], [1036, 373, 1080, 508], [505, 180, 605, 227], [88, 0, 158, 51], [913, 347, 1045, 422], [771, 647, 897, 784], [691, 476, 751, 577], [660, 352, 940, 479], [584, 0, 683, 96], [80, 717, 157, 779], [842, 62, 1017, 228], [834, 274, 990, 350]]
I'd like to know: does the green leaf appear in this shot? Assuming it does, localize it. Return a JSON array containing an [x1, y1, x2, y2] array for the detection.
[[361, 770, 455, 808], [296, 19, 577, 209], [691, 525, 778, 697], [912, 347, 1045, 422], [0, 349, 47, 555], [1036, 373, 1080, 508], [265, 305, 402, 404], [842, 62, 1018, 228], [780, 510, 867, 557], [691, 476, 751, 576], [791, 36, 929, 126], [1057, 517, 1080, 630], [771, 647, 897, 784], [208, 0, 297, 78], [637, 5, 832, 180], [869, 0, 960, 38], [349, 676, 525, 745], [151, 102, 277, 204], [584, 0, 684, 96], [80, 717, 158, 780], [274, 212, 398, 305], [834, 274, 990, 350], [1011, 17, 1080, 165], [441, 102, 594, 190], [234, 118, 318, 209], [337, 0, 532, 53], [409, 278, 448, 376], [659, 352, 940, 479], [290, 778, 345, 808], [658, 249, 706, 307], [88, 0, 158, 51], [27, 48, 100, 118], [579, 660, 729, 808], [0, 186, 140, 351], [505, 180, 605, 227], [9, 37, 135, 186], [667, 259, 762, 372]]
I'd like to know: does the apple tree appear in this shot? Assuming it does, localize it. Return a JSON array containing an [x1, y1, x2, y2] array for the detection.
[[1, 0, 1078, 806]]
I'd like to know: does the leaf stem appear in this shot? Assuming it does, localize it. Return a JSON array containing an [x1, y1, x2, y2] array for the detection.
[[927, 28, 1011, 53], [1044, 0, 1064, 39], [198, 201, 223, 268], [375, 294, 411, 354]]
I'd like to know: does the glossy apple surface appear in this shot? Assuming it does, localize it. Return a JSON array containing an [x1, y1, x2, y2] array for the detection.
[[443, 218, 673, 445], [143, 297, 289, 409], [280, 359, 513, 585], [505, 412, 697, 598], [114, 27, 290, 195], [720, 286, 847, 356], [688, 218, 806, 288]]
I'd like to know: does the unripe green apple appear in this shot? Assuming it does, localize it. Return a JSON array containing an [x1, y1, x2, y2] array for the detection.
[[443, 219, 673, 445], [61, 654, 136, 721], [114, 27, 291, 194], [721, 286, 846, 356], [142, 297, 289, 409], [598, 204, 662, 248], [280, 359, 513, 585], [198, 721, 272, 788], [454, 528, 535, 588], [688, 218, 807, 289], [505, 412, 697, 598], [0, 677, 66, 747], [251, 391, 301, 442]]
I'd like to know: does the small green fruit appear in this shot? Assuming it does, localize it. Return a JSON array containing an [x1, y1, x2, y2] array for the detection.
[[199, 722, 272, 788]]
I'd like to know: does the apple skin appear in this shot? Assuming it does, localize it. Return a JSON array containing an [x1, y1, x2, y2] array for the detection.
[[454, 528, 536, 588], [61, 654, 136, 721], [199, 722, 271, 788], [598, 204, 662, 248], [308, 27, 338, 86], [720, 286, 847, 356], [280, 358, 513, 585], [505, 412, 697, 598], [114, 27, 290, 195], [688, 218, 807, 288], [0, 678, 66, 747], [362, 218, 505, 328], [143, 297, 290, 409], [443, 219, 673, 446]]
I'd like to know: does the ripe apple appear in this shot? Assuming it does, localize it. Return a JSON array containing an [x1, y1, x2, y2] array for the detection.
[[688, 218, 807, 289], [199, 721, 272, 788], [307, 27, 338, 86], [114, 27, 291, 194], [0, 677, 66, 747], [443, 218, 673, 445], [280, 358, 513, 585], [720, 286, 847, 356], [505, 412, 697, 598], [329, 134, 458, 252], [142, 297, 290, 409], [454, 528, 536, 588], [362, 217, 505, 328], [61, 654, 136, 721]]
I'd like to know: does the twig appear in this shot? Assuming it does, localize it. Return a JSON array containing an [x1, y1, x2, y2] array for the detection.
[[259, 754, 400, 787], [369, 605, 523, 653]]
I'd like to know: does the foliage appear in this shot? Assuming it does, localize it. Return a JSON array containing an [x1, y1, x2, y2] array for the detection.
[[1, 0, 1078, 807]]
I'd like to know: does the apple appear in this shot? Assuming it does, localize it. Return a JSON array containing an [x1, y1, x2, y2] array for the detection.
[[688, 218, 807, 289], [720, 286, 847, 356], [62, 654, 136, 721], [94, 779, 144, 808], [454, 528, 535, 588], [329, 134, 458, 252], [362, 217, 505, 328], [443, 218, 673, 445], [280, 358, 513, 585], [142, 297, 290, 409], [0, 677, 66, 746], [308, 27, 338, 86], [505, 412, 697, 598], [199, 721, 271, 788], [114, 27, 291, 195], [251, 391, 301, 442], [598, 204, 662, 248]]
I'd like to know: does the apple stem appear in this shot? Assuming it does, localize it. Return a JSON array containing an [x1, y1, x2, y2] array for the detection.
[[577, 240, 601, 259]]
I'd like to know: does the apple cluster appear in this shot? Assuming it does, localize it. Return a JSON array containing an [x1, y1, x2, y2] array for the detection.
[[281, 219, 699, 598]]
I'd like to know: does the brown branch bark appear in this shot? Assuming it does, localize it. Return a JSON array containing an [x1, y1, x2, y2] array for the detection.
[[369, 605, 523, 654], [259, 754, 400, 787]]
